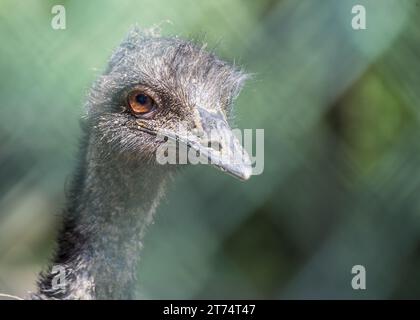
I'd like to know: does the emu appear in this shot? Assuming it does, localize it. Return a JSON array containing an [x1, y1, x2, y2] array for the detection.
[[30, 28, 251, 300]]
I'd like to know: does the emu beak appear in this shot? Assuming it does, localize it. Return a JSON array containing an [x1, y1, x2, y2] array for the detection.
[[138, 108, 253, 180], [188, 107, 252, 181]]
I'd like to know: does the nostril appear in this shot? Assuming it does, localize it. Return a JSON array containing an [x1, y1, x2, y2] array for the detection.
[[208, 140, 222, 152], [192, 126, 204, 137]]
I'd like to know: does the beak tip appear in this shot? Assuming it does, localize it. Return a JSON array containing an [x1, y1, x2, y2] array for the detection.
[[239, 165, 253, 181], [221, 149, 253, 181], [227, 160, 252, 181]]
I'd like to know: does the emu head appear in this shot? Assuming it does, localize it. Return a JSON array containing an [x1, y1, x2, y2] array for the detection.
[[87, 28, 252, 180]]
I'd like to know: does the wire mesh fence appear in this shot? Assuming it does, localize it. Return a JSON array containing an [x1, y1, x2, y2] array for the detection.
[[0, 0, 420, 299]]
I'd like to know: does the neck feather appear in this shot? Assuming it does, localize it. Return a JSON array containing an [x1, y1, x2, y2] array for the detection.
[[34, 130, 169, 299]]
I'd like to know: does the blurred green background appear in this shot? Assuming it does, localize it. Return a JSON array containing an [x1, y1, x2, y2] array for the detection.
[[1, 0, 420, 299]]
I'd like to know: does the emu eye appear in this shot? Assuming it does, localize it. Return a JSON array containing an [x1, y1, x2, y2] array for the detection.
[[127, 90, 156, 117]]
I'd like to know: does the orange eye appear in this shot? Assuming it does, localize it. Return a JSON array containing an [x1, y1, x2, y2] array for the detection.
[[127, 90, 156, 117]]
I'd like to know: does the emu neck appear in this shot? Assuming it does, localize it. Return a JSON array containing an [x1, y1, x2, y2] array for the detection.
[[36, 132, 168, 300]]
